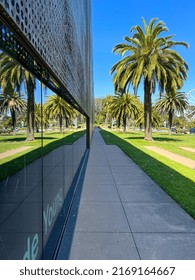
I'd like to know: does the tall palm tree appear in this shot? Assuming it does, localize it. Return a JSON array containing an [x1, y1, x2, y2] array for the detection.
[[155, 91, 189, 134], [0, 91, 26, 135], [110, 92, 140, 132], [44, 94, 74, 133], [111, 17, 189, 140], [0, 52, 36, 141]]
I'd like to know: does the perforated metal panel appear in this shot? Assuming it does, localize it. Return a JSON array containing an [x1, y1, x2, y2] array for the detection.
[[0, 0, 93, 115]]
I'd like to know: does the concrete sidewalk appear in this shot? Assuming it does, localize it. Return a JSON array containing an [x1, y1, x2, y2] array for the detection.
[[57, 128, 195, 260]]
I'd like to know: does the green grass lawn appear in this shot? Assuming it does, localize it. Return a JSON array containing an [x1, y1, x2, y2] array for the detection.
[[0, 130, 86, 181], [100, 129, 195, 219]]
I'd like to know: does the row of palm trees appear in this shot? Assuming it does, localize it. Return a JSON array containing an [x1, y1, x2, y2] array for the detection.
[[0, 91, 77, 135], [0, 52, 78, 138], [0, 52, 36, 140], [110, 17, 189, 140], [95, 90, 189, 134]]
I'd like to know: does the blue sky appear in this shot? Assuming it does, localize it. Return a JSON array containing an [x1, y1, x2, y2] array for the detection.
[[92, 0, 195, 102]]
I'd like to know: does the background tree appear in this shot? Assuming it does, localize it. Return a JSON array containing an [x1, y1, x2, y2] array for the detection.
[[102, 95, 113, 126], [0, 52, 36, 140], [172, 116, 188, 129], [136, 106, 161, 130], [94, 97, 104, 125], [110, 92, 140, 132], [155, 91, 189, 134], [111, 17, 189, 140], [0, 91, 26, 134]]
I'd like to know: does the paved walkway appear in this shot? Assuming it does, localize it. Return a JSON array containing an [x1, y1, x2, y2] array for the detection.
[[57, 128, 195, 260]]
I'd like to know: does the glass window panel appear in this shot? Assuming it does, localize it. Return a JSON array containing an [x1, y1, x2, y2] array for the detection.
[[0, 51, 42, 259], [0, 51, 87, 260]]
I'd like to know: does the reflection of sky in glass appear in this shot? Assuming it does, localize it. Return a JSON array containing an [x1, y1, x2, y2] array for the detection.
[[34, 81, 53, 104]]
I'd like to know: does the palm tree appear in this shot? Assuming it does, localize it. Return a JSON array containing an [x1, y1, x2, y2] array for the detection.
[[111, 17, 189, 141], [34, 103, 50, 133], [136, 106, 161, 130], [110, 92, 140, 132], [0, 91, 26, 135], [44, 94, 74, 133], [0, 52, 36, 141], [155, 91, 189, 134]]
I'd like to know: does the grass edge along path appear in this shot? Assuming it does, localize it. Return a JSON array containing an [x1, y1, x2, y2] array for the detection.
[[0, 130, 86, 182], [100, 129, 195, 219]]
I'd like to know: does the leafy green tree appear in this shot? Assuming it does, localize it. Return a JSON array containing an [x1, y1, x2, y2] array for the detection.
[[94, 96, 114, 126], [0, 52, 36, 140], [111, 17, 189, 140], [102, 95, 113, 126], [155, 91, 189, 134], [44, 94, 74, 133], [172, 116, 188, 129], [110, 92, 139, 132], [0, 91, 26, 134], [94, 97, 104, 125]]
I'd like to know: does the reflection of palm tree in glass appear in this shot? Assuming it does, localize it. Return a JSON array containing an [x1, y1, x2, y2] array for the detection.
[[34, 103, 49, 133], [0, 52, 36, 141], [0, 91, 26, 135], [44, 94, 74, 133]]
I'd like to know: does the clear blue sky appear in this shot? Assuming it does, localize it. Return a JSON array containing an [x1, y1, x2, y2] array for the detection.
[[92, 0, 195, 102]]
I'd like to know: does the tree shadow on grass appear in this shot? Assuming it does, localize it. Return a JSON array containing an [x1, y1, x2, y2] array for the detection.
[[153, 137, 182, 142], [124, 136, 182, 142], [0, 136, 59, 142], [100, 129, 195, 219]]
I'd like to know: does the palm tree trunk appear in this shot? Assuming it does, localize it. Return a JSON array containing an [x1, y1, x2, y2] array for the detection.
[[123, 115, 127, 133], [144, 78, 153, 141], [36, 125, 39, 133], [104, 113, 108, 126], [168, 111, 173, 135], [117, 111, 122, 129], [59, 116, 63, 133], [111, 118, 114, 129], [11, 109, 16, 135], [26, 79, 35, 141], [65, 118, 69, 128]]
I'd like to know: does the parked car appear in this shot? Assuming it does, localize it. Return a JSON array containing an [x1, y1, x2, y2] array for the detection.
[[190, 128, 195, 134], [178, 128, 187, 134], [171, 127, 187, 134], [171, 127, 177, 133]]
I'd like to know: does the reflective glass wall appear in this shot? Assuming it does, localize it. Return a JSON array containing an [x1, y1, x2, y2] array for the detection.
[[0, 51, 87, 259]]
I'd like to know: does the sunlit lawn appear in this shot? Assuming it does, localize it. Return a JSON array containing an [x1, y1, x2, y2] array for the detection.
[[0, 129, 85, 152], [127, 131, 195, 160], [100, 129, 195, 218]]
